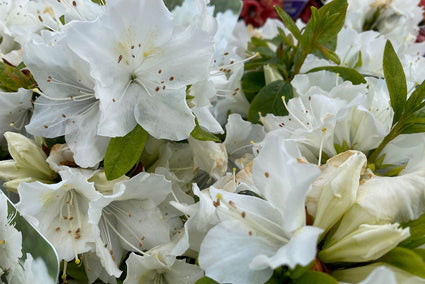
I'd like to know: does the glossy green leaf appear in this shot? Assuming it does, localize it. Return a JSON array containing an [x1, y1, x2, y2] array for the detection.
[[383, 40, 407, 125], [194, 276, 219, 284], [294, 271, 338, 284], [405, 81, 425, 114], [379, 247, 425, 278], [307, 66, 366, 85], [242, 71, 266, 102], [414, 248, 425, 262], [248, 80, 293, 123], [0, 61, 36, 91], [399, 211, 425, 249], [191, 119, 221, 142], [275, 6, 303, 43], [104, 125, 149, 180]]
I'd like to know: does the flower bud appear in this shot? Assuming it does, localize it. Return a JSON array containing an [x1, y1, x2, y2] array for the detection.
[[319, 223, 409, 263]]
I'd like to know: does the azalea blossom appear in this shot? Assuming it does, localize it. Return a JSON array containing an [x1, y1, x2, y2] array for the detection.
[[16, 168, 102, 262], [66, 0, 214, 140]]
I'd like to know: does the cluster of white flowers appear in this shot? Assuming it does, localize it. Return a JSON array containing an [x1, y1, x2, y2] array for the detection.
[[1, 0, 425, 283]]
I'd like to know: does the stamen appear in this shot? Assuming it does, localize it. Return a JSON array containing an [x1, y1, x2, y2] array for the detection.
[[281, 96, 309, 130], [232, 168, 237, 191], [62, 260, 68, 282], [210, 52, 259, 75], [214, 194, 290, 243], [65, 190, 80, 264], [102, 214, 147, 256], [318, 128, 327, 166]]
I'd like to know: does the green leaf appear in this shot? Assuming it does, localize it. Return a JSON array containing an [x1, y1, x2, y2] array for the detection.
[[277, 27, 295, 48], [383, 163, 407, 177], [414, 248, 425, 262], [307, 66, 366, 85], [379, 247, 425, 278], [251, 37, 270, 48], [401, 123, 425, 134], [274, 6, 303, 43], [288, 263, 314, 279], [194, 276, 219, 284], [383, 40, 407, 125], [0, 61, 36, 91], [401, 106, 425, 134], [399, 211, 425, 249], [314, 43, 341, 65], [191, 119, 221, 142], [302, 0, 347, 48], [255, 46, 276, 58], [405, 81, 425, 114], [315, 0, 347, 45], [104, 125, 149, 180], [248, 80, 293, 123], [242, 71, 266, 102], [209, 0, 242, 16], [334, 140, 350, 154], [294, 271, 338, 284]]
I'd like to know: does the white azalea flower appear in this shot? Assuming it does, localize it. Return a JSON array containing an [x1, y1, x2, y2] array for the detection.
[[0, 0, 55, 53], [331, 169, 425, 243], [23, 31, 110, 168], [66, 0, 214, 140], [16, 168, 102, 262], [87, 172, 173, 277], [198, 135, 322, 284], [265, 72, 393, 162], [342, 0, 423, 44], [199, 188, 322, 284]]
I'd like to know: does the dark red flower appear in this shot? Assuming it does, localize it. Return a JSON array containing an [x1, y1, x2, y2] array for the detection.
[[299, 0, 323, 23], [240, 0, 284, 27]]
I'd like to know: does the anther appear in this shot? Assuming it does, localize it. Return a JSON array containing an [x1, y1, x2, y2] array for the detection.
[[118, 55, 123, 64]]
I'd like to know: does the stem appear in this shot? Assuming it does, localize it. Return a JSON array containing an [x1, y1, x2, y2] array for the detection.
[[368, 120, 404, 162], [290, 48, 310, 81]]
